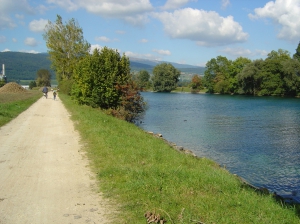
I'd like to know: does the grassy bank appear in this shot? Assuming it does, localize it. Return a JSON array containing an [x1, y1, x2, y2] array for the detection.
[[59, 93, 299, 224], [0, 91, 41, 126]]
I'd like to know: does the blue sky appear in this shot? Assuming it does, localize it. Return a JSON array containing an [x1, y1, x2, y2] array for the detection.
[[1, 0, 300, 66]]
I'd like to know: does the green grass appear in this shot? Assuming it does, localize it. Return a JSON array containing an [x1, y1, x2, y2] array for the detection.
[[18, 79, 58, 86], [0, 91, 41, 126], [174, 86, 192, 92], [173, 87, 208, 93], [59, 93, 300, 224]]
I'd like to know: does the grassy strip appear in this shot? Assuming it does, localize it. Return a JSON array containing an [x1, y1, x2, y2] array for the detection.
[[60, 93, 299, 224], [0, 91, 42, 127]]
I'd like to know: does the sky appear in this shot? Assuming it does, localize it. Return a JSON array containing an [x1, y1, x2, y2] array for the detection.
[[1, 0, 300, 66]]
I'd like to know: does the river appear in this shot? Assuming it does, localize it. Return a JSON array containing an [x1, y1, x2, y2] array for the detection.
[[138, 92, 300, 203]]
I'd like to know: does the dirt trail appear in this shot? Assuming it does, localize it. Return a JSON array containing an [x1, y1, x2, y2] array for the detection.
[[0, 92, 114, 224]]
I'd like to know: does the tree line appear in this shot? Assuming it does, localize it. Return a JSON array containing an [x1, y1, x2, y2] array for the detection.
[[197, 44, 300, 96], [130, 43, 300, 97]]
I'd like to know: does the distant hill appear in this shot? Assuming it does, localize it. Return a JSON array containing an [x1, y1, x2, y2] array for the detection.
[[0, 52, 54, 82], [129, 57, 206, 75], [0, 52, 205, 82]]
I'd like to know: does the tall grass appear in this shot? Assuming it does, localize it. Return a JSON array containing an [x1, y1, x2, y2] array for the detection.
[[0, 91, 41, 126], [60, 93, 299, 224]]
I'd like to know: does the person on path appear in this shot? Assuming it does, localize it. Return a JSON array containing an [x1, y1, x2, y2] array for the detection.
[[42, 86, 48, 99], [53, 90, 57, 100]]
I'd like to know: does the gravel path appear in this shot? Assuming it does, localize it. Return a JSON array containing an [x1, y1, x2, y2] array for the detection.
[[0, 92, 114, 224]]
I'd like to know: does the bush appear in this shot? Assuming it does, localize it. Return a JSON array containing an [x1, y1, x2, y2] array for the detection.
[[59, 79, 74, 95], [106, 81, 146, 122]]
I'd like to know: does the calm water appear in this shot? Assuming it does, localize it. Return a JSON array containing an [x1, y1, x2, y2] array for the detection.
[[138, 92, 300, 201]]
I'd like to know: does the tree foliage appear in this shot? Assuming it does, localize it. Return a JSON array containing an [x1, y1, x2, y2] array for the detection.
[[36, 69, 51, 87], [205, 47, 300, 96], [29, 81, 37, 89], [190, 74, 203, 91], [0, 79, 5, 88], [108, 80, 146, 122], [72, 47, 129, 108], [43, 15, 90, 82], [203, 56, 231, 93], [136, 70, 151, 90], [237, 59, 264, 95], [267, 49, 291, 60], [293, 42, 300, 61], [71, 47, 145, 122], [152, 63, 180, 92]]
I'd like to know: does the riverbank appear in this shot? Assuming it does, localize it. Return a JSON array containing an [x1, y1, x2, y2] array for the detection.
[[59, 93, 300, 223], [147, 131, 300, 205]]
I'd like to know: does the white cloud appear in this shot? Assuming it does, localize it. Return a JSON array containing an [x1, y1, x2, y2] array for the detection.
[[19, 49, 40, 54], [249, 0, 300, 42], [29, 19, 48, 32], [24, 37, 38, 47], [122, 14, 150, 27], [161, 0, 196, 10], [36, 4, 48, 14], [221, 0, 230, 10], [12, 38, 17, 42], [154, 8, 248, 47], [115, 30, 126, 35], [90, 44, 103, 53], [220, 47, 252, 57], [95, 36, 119, 42], [95, 36, 110, 42], [0, 0, 34, 29], [254, 49, 269, 57], [48, 0, 153, 26], [0, 36, 6, 43], [15, 14, 24, 20], [139, 39, 148, 43], [220, 47, 269, 58], [153, 49, 171, 55], [125, 51, 161, 61], [2, 49, 10, 52], [0, 15, 17, 29], [81, 0, 153, 17], [46, 0, 79, 11]]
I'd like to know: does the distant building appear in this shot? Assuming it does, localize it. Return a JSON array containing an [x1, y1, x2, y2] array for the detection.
[[0, 64, 7, 83]]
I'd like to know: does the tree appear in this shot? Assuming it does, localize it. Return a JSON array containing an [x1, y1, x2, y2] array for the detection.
[[259, 58, 285, 96], [43, 15, 90, 85], [229, 57, 251, 94], [71, 47, 145, 122], [267, 49, 291, 60], [237, 59, 264, 95], [110, 80, 146, 122], [293, 42, 300, 61], [136, 70, 151, 90], [72, 47, 129, 108], [0, 79, 5, 88], [36, 69, 51, 87], [281, 59, 300, 96], [29, 80, 37, 89], [190, 74, 203, 92], [152, 63, 180, 92], [203, 56, 231, 93]]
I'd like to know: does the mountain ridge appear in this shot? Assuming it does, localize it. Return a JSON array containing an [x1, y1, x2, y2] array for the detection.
[[0, 52, 205, 82]]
